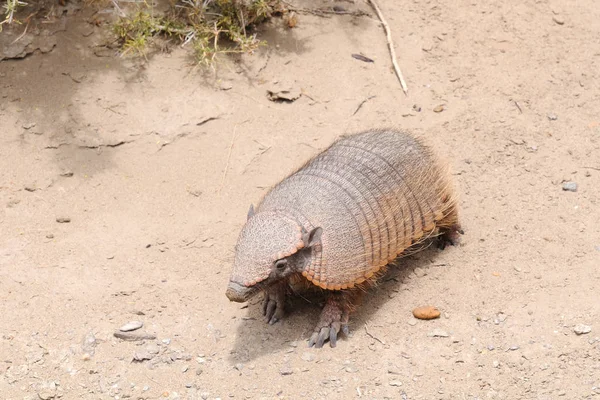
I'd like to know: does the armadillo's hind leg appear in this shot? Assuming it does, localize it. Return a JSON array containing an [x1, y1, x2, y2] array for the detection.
[[262, 281, 287, 325], [436, 200, 463, 250], [438, 223, 464, 250], [308, 290, 359, 348]]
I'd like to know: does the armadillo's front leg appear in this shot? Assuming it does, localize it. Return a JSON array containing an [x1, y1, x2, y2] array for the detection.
[[262, 281, 287, 325], [308, 291, 356, 348]]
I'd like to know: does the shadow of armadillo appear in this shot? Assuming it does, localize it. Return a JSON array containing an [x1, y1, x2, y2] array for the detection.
[[227, 239, 450, 363]]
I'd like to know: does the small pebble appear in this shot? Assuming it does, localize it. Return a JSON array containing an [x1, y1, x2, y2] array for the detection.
[[56, 217, 71, 223], [562, 181, 578, 192], [185, 383, 192, 388], [413, 268, 426, 278], [487, 344, 495, 351], [132, 350, 155, 362], [162, 338, 171, 345], [388, 368, 401, 375], [46, 233, 54, 239], [506, 345, 520, 351], [301, 352, 315, 362], [574, 324, 592, 335], [433, 105, 445, 113], [389, 381, 403, 387], [280, 366, 293, 375], [428, 329, 449, 338], [413, 306, 441, 320], [547, 113, 558, 120], [412, 104, 422, 112], [219, 81, 233, 91], [552, 15, 565, 25], [493, 360, 500, 368], [82, 353, 91, 361], [143, 386, 150, 391], [60, 170, 74, 177], [23, 122, 36, 130], [196, 367, 203, 375], [181, 365, 189, 373], [120, 321, 143, 332]]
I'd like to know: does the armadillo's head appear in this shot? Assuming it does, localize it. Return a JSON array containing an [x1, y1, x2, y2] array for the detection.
[[226, 207, 322, 303]]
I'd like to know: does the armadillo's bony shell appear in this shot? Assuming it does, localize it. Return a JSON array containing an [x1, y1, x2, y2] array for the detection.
[[256, 129, 457, 290]]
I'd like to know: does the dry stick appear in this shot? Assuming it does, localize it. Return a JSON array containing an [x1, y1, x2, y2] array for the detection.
[[364, 323, 386, 345], [218, 124, 240, 194], [10, 20, 29, 45], [366, 0, 408, 95]]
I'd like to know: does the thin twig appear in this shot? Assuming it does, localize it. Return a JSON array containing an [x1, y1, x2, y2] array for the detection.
[[353, 95, 376, 116], [514, 100, 522, 113], [582, 166, 600, 171], [218, 124, 239, 194], [10, 20, 29, 44], [366, 0, 408, 95], [364, 324, 386, 345]]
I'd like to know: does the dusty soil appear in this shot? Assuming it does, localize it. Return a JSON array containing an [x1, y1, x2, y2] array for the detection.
[[1, 0, 600, 399]]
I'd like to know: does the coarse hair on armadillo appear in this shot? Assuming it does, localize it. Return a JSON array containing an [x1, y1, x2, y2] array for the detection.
[[255, 128, 460, 291]]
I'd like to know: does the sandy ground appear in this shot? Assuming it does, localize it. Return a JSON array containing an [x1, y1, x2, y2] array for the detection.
[[1, 0, 600, 399]]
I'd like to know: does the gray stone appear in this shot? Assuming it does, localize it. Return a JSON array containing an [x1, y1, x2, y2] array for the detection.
[[562, 181, 577, 192]]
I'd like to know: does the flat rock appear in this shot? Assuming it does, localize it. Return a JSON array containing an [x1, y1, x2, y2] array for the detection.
[[428, 329, 450, 338], [574, 324, 591, 335], [113, 331, 156, 341], [279, 366, 293, 375], [120, 321, 143, 332], [1, 32, 57, 61]]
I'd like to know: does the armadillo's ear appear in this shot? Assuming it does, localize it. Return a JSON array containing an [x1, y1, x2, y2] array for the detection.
[[304, 227, 322, 248], [247, 204, 255, 220]]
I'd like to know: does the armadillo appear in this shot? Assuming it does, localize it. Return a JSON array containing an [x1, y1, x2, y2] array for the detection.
[[225, 129, 462, 348]]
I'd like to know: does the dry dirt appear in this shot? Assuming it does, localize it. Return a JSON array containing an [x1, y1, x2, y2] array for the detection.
[[1, 0, 600, 399]]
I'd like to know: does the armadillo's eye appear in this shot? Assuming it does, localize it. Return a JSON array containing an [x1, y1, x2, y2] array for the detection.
[[275, 259, 287, 270]]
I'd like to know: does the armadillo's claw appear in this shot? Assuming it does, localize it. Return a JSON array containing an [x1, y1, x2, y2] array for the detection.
[[341, 323, 350, 336], [262, 282, 286, 325], [329, 327, 338, 347], [308, 327, 330, 348], [308, 322, 348, 349], [308, 295, 351, 348]]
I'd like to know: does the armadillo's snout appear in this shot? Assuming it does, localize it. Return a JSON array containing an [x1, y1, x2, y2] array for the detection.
[[226, 281, 254, 302]]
